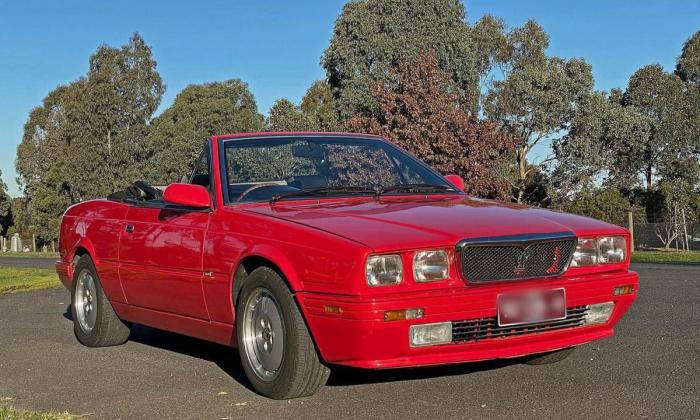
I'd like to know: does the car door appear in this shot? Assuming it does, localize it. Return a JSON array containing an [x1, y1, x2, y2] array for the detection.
[[118, 147, 213, 320]]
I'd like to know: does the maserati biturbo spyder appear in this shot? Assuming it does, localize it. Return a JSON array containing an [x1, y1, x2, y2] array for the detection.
[[56, 132, 638, 399]]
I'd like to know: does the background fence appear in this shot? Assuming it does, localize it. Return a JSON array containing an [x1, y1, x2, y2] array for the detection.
[[632, 213, 700, 251]]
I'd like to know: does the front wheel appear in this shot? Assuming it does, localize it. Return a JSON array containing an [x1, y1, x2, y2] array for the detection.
[[236, 267, 330, 399]]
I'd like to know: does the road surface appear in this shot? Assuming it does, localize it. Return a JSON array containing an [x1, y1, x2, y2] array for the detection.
[[0, 264, 697, 419]]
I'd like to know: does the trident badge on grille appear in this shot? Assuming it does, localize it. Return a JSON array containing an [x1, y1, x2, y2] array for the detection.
[[513, 249, 531, 276]]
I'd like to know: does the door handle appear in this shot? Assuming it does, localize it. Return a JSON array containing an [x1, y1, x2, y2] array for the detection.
[[125, 224, 134, 234]]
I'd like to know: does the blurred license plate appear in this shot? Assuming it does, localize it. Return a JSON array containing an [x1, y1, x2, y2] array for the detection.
[[497, 288, 566, 327]]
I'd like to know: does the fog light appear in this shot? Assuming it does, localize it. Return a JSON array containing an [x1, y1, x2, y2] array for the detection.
[[384, 308, 424, 322], [409, 322, 452, 347], [584, 302, 615, 325], [614, 285, 635, 295]]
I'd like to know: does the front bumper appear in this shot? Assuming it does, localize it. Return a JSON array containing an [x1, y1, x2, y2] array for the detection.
[[297, 269, 638, 369], [56, 260, 71, 289]]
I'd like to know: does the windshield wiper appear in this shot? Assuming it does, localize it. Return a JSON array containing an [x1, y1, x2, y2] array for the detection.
[[271, 186, 377, 203], [376, 183, 453, 197]]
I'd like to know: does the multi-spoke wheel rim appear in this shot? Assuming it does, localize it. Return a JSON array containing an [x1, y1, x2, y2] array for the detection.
[[242, 287, 285, 382], [75, 270, 97, 334]]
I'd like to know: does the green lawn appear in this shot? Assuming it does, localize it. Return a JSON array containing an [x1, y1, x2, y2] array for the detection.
[[0, 267, 60, 295], [0, 405, 77, 420], [631, 250, 700, 264]]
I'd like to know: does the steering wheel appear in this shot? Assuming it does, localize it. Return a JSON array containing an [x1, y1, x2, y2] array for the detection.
[[236, 183, 284, 202]]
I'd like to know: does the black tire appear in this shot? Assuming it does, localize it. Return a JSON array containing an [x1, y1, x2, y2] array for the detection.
[[71, 255, 130, 347], [524, 347, 575, 365], [236, 267, 330, 399]]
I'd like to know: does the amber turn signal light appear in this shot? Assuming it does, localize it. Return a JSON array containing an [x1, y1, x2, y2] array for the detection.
[[324, 305, 343, 314], [384, 308, 424, 321], [613, 285, 635, 295]]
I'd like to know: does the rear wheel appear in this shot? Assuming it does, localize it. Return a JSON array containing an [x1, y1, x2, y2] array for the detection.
[[71, 255, 130, 347], [524, 347, 575, 365], [236, 267, 330, 399]]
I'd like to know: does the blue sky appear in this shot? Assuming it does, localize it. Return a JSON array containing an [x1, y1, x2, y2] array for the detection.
[[1, 0, 698, 196]]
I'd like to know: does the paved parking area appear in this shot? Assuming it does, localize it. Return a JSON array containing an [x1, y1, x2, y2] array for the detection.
[[0, 264, 698, 419], [0, 257, 57, 270]]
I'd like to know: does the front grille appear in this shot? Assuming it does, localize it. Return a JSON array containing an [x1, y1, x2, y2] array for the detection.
[[452, 305, 589, 343], [458, 232, 577, 283]]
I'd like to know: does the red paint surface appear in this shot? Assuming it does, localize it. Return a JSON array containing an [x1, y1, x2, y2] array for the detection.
[[57, 133, 639, 368], [163, 183, 211, 208]]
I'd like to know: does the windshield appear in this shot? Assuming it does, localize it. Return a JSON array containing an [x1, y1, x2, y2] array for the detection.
[[221, 136, 457, 203]]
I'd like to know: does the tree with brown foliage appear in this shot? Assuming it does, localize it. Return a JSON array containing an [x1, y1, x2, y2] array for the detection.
[[347, 52, 515, 199]]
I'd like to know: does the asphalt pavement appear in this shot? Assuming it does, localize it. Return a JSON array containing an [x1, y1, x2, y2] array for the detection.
[[0, 256, 57, 270], [0, 264, 698, 419]]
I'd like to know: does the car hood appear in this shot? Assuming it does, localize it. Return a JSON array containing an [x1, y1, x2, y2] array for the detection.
[[244, 196, 626, 252]]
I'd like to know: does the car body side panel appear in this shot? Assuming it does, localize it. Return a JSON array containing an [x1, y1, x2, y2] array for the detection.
[[119, 206, 210, 320], [201, 208, 369, 324], [59, 200, 128, 301], [111, 301, 235, 346]]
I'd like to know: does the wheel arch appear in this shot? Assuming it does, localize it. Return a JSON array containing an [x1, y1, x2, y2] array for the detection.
[[68, 240, 97, 280], [230, 249, 330, 368], [231, 247, 301, 308]]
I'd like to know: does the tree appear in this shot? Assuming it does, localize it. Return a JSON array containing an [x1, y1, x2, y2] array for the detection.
[[553, 60, 699, 228], [80, 33, 165, 192], [551, 91, 651, 198], [322, 0, 477, 119], [622, 64, 696, 192], [471, 14, 511, 92], [483, 20, 594, 203], [144, 79, 265, 185], [300, 81, 338, 130], [266, 99, 313, 132], [267, 81, 339, 132], [675, 30, 700, 167], [562, 187, 639, 227], [0, 171, 11, 236], [676, 30, 700, 85], [347, 51, 515, 199], [16, 33, 164, 241]]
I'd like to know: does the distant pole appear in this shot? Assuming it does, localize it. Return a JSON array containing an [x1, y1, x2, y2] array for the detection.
[[674, 204, 679, 250], [682, 208, 689, 252], [627, 210, 634, 251], [32, 234, 36, 253]]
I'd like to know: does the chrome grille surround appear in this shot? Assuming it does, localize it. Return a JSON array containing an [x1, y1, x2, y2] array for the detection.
[[457, 232, 577, 283], [452, 305, 589, 343]]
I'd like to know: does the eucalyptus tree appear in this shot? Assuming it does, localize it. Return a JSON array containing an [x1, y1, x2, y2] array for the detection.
[[0, 171, 11, 236], [322, 0, 477, 120], [16, 33, 164, 240], [143, 79, 264, 185], [483, 20, 594, 202]]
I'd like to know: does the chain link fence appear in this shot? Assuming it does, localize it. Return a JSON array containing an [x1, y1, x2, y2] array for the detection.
[[632, 211, 700, 251]]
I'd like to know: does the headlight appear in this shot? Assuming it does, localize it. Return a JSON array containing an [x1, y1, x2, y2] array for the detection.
[[597, 236, 626, 263], [366, 255, 403, 286], [570, 236, 627, 267], [570, 238, 598, 267], [413, 250, 449, 282]]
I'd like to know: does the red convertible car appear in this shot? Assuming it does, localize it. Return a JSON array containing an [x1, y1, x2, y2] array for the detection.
[[56, 132, 638, 399]]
